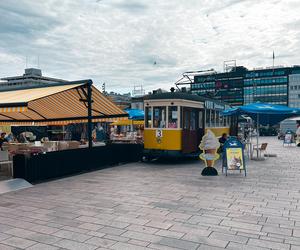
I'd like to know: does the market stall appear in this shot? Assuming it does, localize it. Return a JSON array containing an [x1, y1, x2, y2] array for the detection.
[[109, 109, 144, 144], [110, 120, 144, 143], [0, 80, 142, 182]]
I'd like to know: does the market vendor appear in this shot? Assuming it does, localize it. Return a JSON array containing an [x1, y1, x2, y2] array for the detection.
[[0, 132, 8, 150]]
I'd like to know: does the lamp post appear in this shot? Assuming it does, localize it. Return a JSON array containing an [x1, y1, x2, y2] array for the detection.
[[87, 80, 93, 149]]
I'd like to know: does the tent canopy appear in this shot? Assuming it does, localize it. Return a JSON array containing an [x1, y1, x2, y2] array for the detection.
[[222, 103, 300, 125], [0, 80, 128, 125], [124, 109, 144, 120]]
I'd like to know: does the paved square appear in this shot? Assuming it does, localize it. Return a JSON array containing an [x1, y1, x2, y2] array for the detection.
[[0, 137, 299, 249]]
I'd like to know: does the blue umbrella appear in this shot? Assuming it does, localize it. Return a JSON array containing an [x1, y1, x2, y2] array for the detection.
[[125, 109, 144, 120], [222, 103, 300, 126], [222, 103, 300, 158]]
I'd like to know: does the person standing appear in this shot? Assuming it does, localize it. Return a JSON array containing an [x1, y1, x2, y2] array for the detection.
[[0, 132, 8, 150], [296, 123, 300, 146], [219, 133, 228, 152]]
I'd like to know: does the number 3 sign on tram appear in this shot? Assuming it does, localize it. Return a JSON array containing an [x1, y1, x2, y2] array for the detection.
[[156, 129, 163, 138]]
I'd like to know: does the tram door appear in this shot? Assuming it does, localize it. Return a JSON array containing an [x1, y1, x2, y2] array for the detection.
[[182, 107, 202, 153]]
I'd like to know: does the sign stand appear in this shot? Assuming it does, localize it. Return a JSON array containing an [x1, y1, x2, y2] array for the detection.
[[222, 137, 246, 176], [283, 131, 295, 146]]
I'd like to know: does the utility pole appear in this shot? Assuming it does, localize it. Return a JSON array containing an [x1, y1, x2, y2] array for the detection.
[[102, 82, 106, 95]]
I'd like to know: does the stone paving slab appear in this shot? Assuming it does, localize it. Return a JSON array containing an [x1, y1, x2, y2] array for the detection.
[[0, 137, 299, 249]]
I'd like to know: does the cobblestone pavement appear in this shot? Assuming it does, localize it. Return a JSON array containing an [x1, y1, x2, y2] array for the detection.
[[0, 137, 299, 249]]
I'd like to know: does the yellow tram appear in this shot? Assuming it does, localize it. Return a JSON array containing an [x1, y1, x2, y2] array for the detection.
[[143, 92, 236, 158]]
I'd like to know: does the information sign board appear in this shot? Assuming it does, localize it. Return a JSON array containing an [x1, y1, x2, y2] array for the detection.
[[223, 137, 246, 176]]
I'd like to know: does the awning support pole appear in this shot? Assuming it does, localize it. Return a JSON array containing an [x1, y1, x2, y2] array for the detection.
[[87, 80, 93, 149]]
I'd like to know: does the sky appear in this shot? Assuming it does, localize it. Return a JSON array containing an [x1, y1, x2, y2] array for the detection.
[[1, 0, 300, 94]]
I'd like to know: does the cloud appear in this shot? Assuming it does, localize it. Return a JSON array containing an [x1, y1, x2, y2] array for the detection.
[[112, 0, 148, 13], [0, 0, 300, 93]]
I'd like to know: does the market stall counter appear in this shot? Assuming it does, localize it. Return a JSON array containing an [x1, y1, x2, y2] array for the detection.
[[12, 143, 143, 183]]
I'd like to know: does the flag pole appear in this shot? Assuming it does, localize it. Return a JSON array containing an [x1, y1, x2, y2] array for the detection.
[[272, 51, 275, 73]]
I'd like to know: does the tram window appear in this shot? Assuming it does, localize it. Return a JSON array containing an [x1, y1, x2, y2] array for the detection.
[[199, 111, 203, 128], [183, 109, 196, 130], [168, 106, 178, 128], [215, 111, 220, 127], [183, 109, 189, 129], [226, 116, 230, 127], [145, 107, 152, 128], [211, 110, 215, 127], [219, 114, 224, 127], [223, 116, 227, 127], [206, 110, 210, 127], [153, 107, 166, 128], [190, 110, 196, 130]]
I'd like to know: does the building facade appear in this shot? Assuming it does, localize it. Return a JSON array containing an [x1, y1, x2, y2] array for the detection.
[[190, 65, 300, 107], [106, 92, 131, 110], [288, 74, 300, 108], [0, 68, 67, 90]]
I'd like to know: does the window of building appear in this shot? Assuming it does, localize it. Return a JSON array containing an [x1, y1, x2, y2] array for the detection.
[[168, 106, 178, 128], [153, 107, 166, 128]]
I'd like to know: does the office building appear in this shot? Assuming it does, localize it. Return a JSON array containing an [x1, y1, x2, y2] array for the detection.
[[192, 66, 246, 106], [288, 74, 300, 108], [188, 65, 300, 107], [0, 68, 67, 90]]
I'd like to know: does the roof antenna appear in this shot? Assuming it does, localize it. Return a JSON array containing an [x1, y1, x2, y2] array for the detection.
[[26, 56, 28, 68]]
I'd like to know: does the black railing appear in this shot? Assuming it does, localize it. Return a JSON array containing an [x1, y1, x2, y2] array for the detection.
[[13, 144, 143, 183]]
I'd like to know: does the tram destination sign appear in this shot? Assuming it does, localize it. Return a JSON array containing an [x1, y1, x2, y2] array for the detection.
[[205, 101, 225, 110]]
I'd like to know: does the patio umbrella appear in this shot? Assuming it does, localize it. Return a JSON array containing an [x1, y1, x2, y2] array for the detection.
[[124, 109, 144, 132], [222, 103, 300, 158], [125, 109, 144, 120]]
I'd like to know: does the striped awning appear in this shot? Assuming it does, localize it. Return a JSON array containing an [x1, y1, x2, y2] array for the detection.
[[110, 120, 144, 126], [0, 107, 28, 113], [0, 80, 128, 125]]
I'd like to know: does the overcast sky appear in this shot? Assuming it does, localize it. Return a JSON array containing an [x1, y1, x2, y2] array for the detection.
[[1, 0, 300, 93]]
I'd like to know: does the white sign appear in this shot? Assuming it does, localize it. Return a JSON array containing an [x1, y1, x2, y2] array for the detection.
[[156, 129, 163, 138], [172, 111, 177, 119]]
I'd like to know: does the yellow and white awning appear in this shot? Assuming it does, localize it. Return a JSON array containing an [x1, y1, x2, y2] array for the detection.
[[0, 107, 28, 113], [0, 81, 128, 125], [110, 120, 144, 126]]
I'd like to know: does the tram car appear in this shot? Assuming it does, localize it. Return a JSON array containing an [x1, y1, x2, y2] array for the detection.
[[143, 91, 237, 158]]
